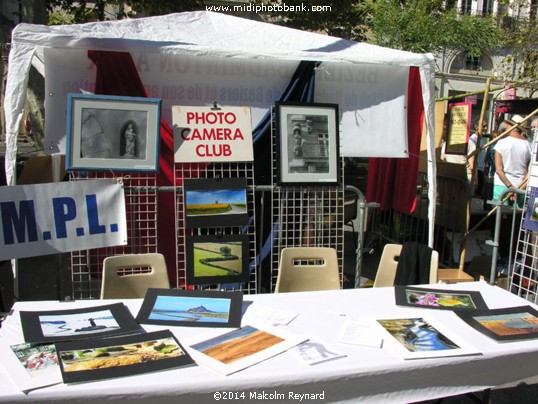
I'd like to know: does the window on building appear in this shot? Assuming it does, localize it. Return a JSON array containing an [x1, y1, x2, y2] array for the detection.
[[465, 55, 482, 71]]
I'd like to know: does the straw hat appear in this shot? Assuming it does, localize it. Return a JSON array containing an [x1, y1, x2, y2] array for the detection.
[[503, 114, 529, 133]]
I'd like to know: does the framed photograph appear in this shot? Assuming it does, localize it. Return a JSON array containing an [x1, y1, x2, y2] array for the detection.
[[136, 288, 243, 328], [56, 330, 194, 384], [455, 305, 538, 342], [20, 303, 144, 343], [183, 178, 249, 228], [186, 234, 250, 286], [66, 93, 161, 172], [186, 323, 307, 375], [0, 340, 62, 392], [275, 102, 340, 185], [370, 315, 480, 360], [523, 187, 538, 232], [394, 286, 489, 311]]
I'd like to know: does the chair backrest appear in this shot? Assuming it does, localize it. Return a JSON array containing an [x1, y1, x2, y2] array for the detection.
[[373, 244, 438, 288], [100, 253, 170, 299], [275, 247, 341, 293]]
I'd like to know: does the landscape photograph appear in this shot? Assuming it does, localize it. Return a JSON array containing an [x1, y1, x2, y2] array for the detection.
[[39, 310, 120, 337], [149, 295, 231, 323], [192, 241, 244, 278], [185, 189, 247, 217], [183, 178, 248, 228], [190, 325, 284, 364], [474, 312, 538, 337], [59, 336, 184, 373]]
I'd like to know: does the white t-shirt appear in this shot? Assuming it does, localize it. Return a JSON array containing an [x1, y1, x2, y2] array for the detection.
[[493, 136, 532, 186]]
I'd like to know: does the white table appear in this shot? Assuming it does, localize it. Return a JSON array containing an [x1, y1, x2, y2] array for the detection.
[[1, 282, 538, 403]]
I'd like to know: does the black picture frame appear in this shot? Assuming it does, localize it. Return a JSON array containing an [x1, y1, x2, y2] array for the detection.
[[455, 305, 538, 342], [183, 178, 249, 228], [66, 93, 161, 172], [20, 303, 144, 343], [523, 187, 538, 232], [136, 288, 243, 328], [56, 329, 194, 384], [185, 234, 250, 286], [394, 286, 489, 311], [275, 102, 340, 185]]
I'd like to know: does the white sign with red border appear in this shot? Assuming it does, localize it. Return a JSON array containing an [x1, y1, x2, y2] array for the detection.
[[172, 106, 253, 163]]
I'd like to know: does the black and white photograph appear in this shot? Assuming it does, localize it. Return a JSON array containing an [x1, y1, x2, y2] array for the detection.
[[20, 303, 144, 343], [276, 102, 340, 185], [65, 93, 161, 172]]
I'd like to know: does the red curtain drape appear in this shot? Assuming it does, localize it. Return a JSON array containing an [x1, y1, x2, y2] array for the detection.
[[366, 67, 424, 213], [88, 50, 176, 281]]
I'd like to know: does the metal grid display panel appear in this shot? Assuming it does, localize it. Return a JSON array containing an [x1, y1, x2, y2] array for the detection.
[[511, 143, 538, 303], [69, 171, 159, 299], [175, 162, 258, 294], [270, 110, 345, 292]]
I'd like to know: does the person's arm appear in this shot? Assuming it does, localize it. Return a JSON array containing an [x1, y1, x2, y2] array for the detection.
[[495, 151, 516, 201], [495, 152, 512, 187]]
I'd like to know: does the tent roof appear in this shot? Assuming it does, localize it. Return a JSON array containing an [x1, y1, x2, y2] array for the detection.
[[12, 11, 433, 68]]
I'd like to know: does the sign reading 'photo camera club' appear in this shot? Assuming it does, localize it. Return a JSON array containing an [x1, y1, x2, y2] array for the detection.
[[172, 106, 253, 163]]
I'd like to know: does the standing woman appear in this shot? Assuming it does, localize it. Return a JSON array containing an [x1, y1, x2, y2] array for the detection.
[[493, 117, 532, 208]]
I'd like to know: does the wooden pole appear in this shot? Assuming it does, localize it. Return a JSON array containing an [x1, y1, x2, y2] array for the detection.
[[458, 78, 492, 272]]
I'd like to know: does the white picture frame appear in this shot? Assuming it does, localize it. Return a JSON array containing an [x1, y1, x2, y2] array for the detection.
[[276, 102, 340, 185], [66, 93, 161, 172]]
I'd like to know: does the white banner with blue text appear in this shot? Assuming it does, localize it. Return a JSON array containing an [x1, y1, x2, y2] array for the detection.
[[0, 179, 127, 260]]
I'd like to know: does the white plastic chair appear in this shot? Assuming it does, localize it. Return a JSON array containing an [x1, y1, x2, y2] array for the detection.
[[275, 247, 341, 293], [100, 253, 170, 299], [373, 244, 438, 288]]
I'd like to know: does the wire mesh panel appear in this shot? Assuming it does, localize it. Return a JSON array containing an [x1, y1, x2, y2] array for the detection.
[[270, 107, 344, 291], [175, 162, 258, 294], [510, 140, 538, 303], [69, 171, 159, 299]]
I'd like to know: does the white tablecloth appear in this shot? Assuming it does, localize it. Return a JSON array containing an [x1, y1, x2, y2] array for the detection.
[[1, 282, 538, 403]]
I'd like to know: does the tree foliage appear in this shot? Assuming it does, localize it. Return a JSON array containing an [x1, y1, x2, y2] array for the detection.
[[370, 0, 502, 57], [254, 0, 371, 41], [496, 2, 538, 94], [46, 0, 205, 24]]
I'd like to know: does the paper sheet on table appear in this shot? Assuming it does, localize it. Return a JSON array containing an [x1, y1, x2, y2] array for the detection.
[[338, 321, 384, 348], [242, 305, 298, 326], [289, 336, 346, 365]]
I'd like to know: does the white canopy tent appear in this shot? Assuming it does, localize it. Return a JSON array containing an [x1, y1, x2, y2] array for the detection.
[[4, 11, 437, 246]]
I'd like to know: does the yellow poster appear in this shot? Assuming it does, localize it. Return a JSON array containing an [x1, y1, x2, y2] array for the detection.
[[446, 103, 471, 155]]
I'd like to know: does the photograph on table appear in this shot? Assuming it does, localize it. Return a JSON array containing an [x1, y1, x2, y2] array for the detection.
[[56, 329, 194, 384], [136, 288, 243, 328], [185, 234, 250, 286], [20, 303, 144, 343], [183, 177, 249, 228], [522, 187, 538, 232], [275, 102, 340, 185], [66, 93, 161, 172], [455, 305, 538, 342], [371, 315, 480, 359], [394, 286, 489, 310], [0, 340, 62, 392], [186, 323, 307, 375]]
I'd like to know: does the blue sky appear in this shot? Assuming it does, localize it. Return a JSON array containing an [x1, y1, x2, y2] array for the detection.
[[186, 189, 246, 205], [151, 296, 231, 313]]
